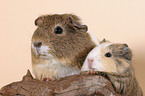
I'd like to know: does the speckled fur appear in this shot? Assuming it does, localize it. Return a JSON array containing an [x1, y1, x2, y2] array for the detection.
[[31, 14, 96, 80], [81, 42, 143, 96]]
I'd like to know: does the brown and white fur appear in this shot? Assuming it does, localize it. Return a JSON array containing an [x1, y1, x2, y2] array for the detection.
[[31, 14, 96, 81], [81, 41, 143, 96]]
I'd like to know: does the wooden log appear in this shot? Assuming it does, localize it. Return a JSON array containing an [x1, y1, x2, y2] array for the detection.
[[0, 70, 121, 96]]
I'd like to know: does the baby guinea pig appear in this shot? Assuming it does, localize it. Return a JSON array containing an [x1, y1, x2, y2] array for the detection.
[[81, 41, 143, 96], [31, 14, 96, 81]]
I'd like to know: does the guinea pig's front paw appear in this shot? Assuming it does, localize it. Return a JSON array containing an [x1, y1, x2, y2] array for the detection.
[[87, 69, 97, 75]]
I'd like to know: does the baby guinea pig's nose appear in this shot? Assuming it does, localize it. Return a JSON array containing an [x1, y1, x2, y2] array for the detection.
[[88, 59, 94, 69], [34, 42, 42, 48]]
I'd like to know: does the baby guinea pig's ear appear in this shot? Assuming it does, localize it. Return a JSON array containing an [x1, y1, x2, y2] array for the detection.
[[66, 15, 88, 32], [118, 44, 132, 61], [100, 38, 109, 44], [122, 44, 132, 61], [35, 17, 43, 26]]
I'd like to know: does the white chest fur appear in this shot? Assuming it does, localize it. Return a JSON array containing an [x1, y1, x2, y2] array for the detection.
[[32, 56, 80, 80], [32, 45, 80, 80]]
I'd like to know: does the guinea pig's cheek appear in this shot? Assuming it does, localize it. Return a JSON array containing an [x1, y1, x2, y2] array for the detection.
[[102, 58, 117, 73], [92, 61, 105, 71], [116, 58, 130, 73]]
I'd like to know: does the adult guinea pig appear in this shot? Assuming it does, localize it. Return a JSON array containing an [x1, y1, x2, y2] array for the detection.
[[31, 14, 97, 81]]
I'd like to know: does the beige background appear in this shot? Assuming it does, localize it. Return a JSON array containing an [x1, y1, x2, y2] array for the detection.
[[0, 0, 145, 94]]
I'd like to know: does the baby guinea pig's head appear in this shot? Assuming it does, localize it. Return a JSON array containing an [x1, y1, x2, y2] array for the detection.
[[81, 42, 132, 74]]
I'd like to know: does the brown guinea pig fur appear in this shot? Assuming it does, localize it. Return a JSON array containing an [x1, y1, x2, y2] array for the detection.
[[31, 14, 96, 81]]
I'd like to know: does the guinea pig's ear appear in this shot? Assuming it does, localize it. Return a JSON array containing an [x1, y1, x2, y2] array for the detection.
[[35, 17, 43, 26], [120, 44, 132, 61], [100, 38, 108, 44], [66, 15, 88, 32]]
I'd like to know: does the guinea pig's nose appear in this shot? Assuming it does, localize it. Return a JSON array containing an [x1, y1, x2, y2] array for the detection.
[[34, 42, 42, 48], [88, 59, 94, 69]]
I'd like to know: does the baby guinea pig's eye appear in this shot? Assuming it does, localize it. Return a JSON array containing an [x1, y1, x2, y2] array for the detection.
[[54, 26, 63, 34], [105, 52, 112, 57]]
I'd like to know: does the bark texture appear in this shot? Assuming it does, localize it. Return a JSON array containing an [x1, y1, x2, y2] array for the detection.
[[0, 70, 121, 96]]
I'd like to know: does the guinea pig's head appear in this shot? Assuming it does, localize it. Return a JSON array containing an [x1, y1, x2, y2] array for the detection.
[[31, 14, 89, 59], [81, 42, 132, 74]]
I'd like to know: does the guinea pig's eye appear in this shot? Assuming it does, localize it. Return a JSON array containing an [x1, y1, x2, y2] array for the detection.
[[105, 52, 112, 57], [54, 26, 63, 34]]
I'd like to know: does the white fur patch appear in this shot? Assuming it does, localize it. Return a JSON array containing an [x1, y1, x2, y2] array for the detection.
[[32, 44, 54, 59], [33, 59, 80, 80]]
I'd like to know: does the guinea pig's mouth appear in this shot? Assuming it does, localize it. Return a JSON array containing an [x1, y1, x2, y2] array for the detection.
[[35, 48, 54, 59], [34, 48, 46, 57], [32, 44, 52, 58], [36, 49, 46, 56]]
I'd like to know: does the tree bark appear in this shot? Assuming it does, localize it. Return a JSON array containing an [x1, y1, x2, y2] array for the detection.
[[0, 70, 121, 96]]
